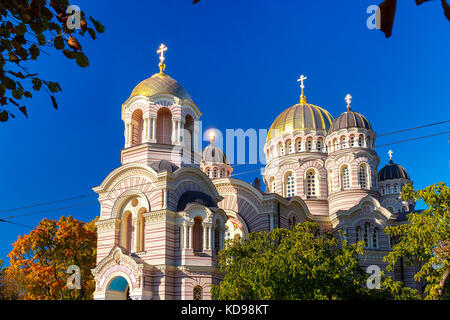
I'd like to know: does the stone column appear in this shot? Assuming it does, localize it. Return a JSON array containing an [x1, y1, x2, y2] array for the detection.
[[210, 228, 215, 252], [188, 225, 193, 249], [151, 117, 156, 141]]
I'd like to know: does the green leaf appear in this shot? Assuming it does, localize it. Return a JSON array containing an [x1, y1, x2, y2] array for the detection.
[[54, 36, 65, 50], [75, 52, 89, 68]]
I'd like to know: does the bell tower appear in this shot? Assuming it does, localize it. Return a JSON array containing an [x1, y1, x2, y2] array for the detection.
[[120, 44, 202, 168]]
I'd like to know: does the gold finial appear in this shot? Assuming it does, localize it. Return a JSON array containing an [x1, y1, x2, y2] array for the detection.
[[388, 150, 394, 162], [157, 43, 168, 73], [297, 75, 308, 104], [345, 94, 352, 111], [209, 130, 216, 145]]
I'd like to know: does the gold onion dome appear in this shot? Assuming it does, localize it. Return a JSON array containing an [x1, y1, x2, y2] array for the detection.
[[129, 43, 192, 101], [129, 72, 192, 101], [267, 103, 334, 141]]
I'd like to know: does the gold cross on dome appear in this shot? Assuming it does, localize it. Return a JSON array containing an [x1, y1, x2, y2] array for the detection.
[[297, 75, 308, 103], [345, 94, 352, 110], [157, 43, 168, 72], [388, 150, 394, 161]]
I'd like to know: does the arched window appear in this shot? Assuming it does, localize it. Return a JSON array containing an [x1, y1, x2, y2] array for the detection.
[[328, 142, 332, 153], [333, 138, 339, 151], [359, 164, 367, 189], [388, 207, 394, 213], [306, 169, 317, 199], [286, 140, 293, 154], [386, 184, 391, 194], [206, 168, 211, 177], [380, 186, 385, 195], [340, 136, 346, 149], [356, 226, 362, 242], [279, 143, 285, 156], [349, 135, 355, 147], [358, 135, 364, 147], [193, 286, 203, 300], [341, 165, 350, 190], [213, 168, 218, 178], [120, 211, 132, 252], [373, 228, 379, 249], [296, 139, 302, 152], [156, 108, 172, 145], [285, 172, 296, 197], [393, 184, 399, 193], [184, 115, 194, 162], [136, 209, 146, 252], [363, 223, 370, 247], [306, 138, 313, 151], [317, 138, 323, 152], [131, 109, 144, 146], [220, 169, 224, 178], [193, 216, 203, 253], [270, 177, 276, 193], [288, 215, 298, 230]]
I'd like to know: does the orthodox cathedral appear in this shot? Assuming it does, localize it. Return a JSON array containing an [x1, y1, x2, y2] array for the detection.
[[91, 44, 418, 300]]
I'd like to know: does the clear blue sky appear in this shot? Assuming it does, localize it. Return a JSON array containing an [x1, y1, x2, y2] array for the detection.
[[1, 0, 449, 262]]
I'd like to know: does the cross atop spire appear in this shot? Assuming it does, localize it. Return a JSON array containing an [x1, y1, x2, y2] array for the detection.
[[297, 75, 308, 104], [157, 43, 168, 73], [345, 94, 352, 110], [388, 150, 394, 162]]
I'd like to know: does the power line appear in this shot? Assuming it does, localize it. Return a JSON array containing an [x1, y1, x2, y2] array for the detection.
[[375, 131, 450, 148], [0, 218, 44, 231], [377, 120, 450, 137]]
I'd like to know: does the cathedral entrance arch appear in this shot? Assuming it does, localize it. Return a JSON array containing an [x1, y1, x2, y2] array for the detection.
[[105, 276, 131, 300]]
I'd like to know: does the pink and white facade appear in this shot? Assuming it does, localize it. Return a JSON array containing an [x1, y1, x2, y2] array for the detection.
[[91, 55, 418, 300]]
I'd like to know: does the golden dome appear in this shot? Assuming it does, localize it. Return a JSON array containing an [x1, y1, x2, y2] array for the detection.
[[129, 72, 192, 101], [267, 102, 334, 141]]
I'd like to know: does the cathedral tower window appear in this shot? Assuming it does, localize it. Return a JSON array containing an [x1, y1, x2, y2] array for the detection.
[[386, 184, 391, 194], [184, 115, 195, 162], [317, 138, 323, 152], [373, 227, 379, 249], [270, 177, 276, 193], [279, 143, 285, 156], [296, 138, 302, 152], [120, 211, 132, 252], [306, 169, 317, 199], [306, 138, 313, 151], [288, 215, 298, 230], [359, 164, 367, 189], [193, 286, 203, 300], [285, 172, 296, 197], [213, 168, 218, 178], [131, 109, 144, 146], [356, 226, 362, 242], [286, 140, 293, 154], [333, 138, 339, 151], [363, 223, 370, 247], [193, 216, 203, 253], [358, 135, 364, 147], [156, 107, 172, 145], [393, 184, 399, 193], [340, 136, 346, 149], [349, 135, 355, 147], [341, 165, 350, 190]]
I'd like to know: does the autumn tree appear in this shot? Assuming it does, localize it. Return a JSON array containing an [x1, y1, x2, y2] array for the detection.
[[3, 215, 97, 300], [384, 183, 450, 300], [0, 0, 104, 122]]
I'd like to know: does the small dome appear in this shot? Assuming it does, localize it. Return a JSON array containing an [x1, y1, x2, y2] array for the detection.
[[329, 108, 372, 134], [129, 72, 192, 101], [378, 160, 410, 181], [267, 102, 334, 141], [202, 144, 229, 164]]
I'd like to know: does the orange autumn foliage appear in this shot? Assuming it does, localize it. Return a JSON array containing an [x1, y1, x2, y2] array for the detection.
[[3, 215, 97, 300]]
